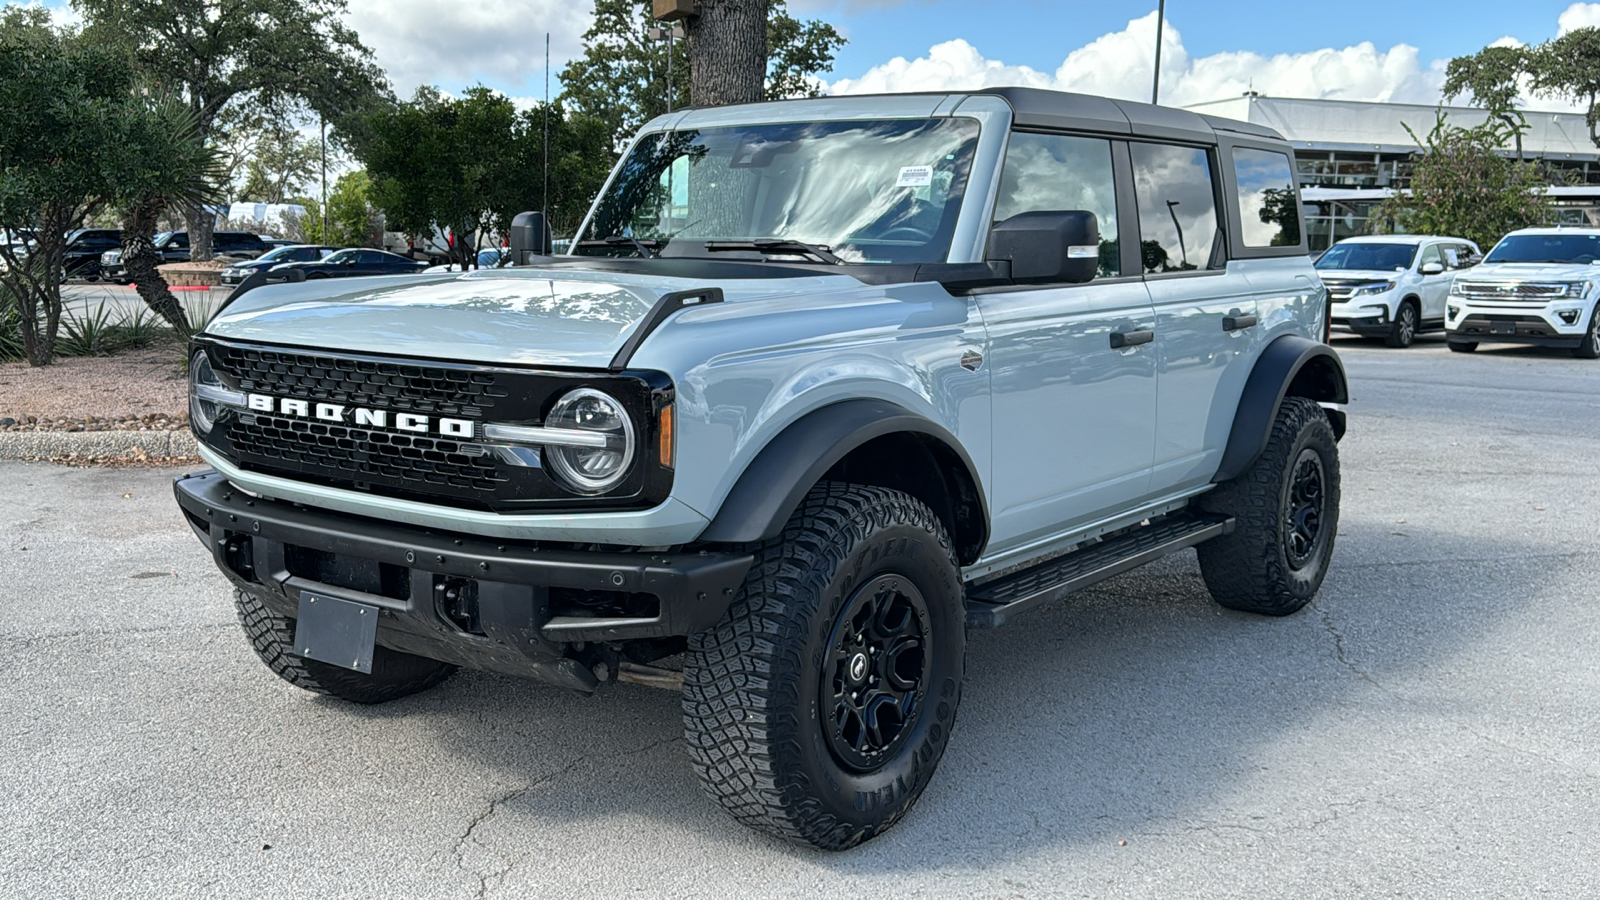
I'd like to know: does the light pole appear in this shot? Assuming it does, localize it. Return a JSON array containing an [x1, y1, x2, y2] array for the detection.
[[1166, 199, 1187, 268], [647, 23, 685, 113], [1151, 0, 1166, 105]]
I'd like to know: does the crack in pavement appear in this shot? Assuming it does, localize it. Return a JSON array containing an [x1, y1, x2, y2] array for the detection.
[[1310, 600, 1385, 691], [448, 735, 682, 899]]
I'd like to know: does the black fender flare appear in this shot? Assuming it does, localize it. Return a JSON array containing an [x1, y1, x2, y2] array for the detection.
[[1214, 335, 1349, 483], [698, 399, 988, 556]]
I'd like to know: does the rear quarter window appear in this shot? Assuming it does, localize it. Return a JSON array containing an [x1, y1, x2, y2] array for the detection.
[[1231, 148, 1301, 248]]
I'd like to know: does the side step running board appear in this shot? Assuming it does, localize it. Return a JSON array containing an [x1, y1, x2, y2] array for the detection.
[[965, 511, 1233, 628]]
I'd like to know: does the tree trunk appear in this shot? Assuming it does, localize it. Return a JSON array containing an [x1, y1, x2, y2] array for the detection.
[[185, 200, 216, 261], [11, 205, 72, 366], [121, 200, 191, 334], [686, 0, 770, 107]]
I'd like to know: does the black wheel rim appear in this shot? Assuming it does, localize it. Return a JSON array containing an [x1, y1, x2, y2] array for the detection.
[[820, 573, 931, 773], [1284, 447, 1326, 570]]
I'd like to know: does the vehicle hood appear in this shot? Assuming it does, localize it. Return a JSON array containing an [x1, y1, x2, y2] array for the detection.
[[1315, 269, 1405, 283], [204, 265, 865, 368], [1455, 262, 1597, 282]]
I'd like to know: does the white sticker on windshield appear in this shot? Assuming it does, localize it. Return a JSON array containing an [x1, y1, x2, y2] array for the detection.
[[896, 165, 934, 187]]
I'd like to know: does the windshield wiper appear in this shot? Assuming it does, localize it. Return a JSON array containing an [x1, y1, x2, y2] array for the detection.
[[574, 235, 661, 258], [703, 239, 842, 265]]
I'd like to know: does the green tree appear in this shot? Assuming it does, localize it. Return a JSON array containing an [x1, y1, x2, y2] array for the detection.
[[73, 0, 389, 260], [1373, 113, 1551, 252], [0, 8, 224, 364], [298, 171, 377, 247], [358, 88, 612, 266], [237, 120, 322, 204], [1443, 45, 1531, 161], [1529, 27, 1600, 151], [561, 0, 844, 149]]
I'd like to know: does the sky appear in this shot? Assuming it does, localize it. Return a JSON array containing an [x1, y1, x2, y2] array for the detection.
[[26, 0, 1600, 112]]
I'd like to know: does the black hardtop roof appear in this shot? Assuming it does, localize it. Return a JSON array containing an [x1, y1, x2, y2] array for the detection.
[[670, 86, 1288, 144], [969, 86, 1286, 143]]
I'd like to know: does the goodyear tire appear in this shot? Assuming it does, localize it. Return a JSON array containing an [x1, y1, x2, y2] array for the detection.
[[682, 482, 965, 850], [1197, 397, 1340, 616], [233, 589, 456, 704]]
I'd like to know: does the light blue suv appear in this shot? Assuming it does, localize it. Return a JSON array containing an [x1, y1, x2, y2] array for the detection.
[[175, 88, 1348, 849]]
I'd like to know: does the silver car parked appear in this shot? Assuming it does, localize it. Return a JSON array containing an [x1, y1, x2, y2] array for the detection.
[[175, 88, 1347, 850]]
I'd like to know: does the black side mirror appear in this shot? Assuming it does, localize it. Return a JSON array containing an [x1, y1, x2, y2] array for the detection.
[[986, 210, 1100, 285], [510, 211, 552, 264]]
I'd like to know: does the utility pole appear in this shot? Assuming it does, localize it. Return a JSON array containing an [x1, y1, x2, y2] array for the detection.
[[543, 32, 550, 221], [647, 22, 686, 112], [1151, 0, 1166, 105]]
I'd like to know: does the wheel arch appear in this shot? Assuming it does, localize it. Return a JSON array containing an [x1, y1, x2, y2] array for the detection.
[[697, 399, 989, 565], [1214, 334, 1348, 483]]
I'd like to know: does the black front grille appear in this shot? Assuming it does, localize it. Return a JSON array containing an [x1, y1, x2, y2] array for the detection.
[[196, 338, 674, 513], [214, 344, 509, 418], [235, 413, 509, 492]]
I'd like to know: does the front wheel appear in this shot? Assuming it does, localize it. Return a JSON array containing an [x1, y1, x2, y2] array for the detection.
[[682, 483, 965, 850], [1384, 300, 1418, 348], [1448, 340, 1477, 353], [1572, 304, 1600, 359], [1197, 397, 1340, 616]]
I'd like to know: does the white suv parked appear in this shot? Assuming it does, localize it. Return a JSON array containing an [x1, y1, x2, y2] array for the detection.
[[1446, 227, 1600, 359], [1318, 235, 1481, 348]]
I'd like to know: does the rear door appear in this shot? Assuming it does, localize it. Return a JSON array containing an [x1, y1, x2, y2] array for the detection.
[[974, 131, 1158, 553], [1139, 142, 1261, 495]]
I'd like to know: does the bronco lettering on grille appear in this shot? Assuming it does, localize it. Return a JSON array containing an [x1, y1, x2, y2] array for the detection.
[[245, 393, 476, 438]]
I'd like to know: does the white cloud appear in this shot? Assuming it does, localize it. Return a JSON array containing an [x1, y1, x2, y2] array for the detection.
[[831, 12, 1447, 107], [347, 0, 591, 97], [1557, 2, 1600, 34]]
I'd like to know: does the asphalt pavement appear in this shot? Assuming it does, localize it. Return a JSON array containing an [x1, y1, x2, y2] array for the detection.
[[2, 333, 1598, 898], [59, 282, 230, 326]]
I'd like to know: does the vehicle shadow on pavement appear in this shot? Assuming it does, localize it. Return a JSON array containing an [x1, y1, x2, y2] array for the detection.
[[301, 511, 1569, 885]]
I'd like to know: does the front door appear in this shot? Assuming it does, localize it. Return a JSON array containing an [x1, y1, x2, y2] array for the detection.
[[976, 131, 1157, 555], [1417, 242, 1450, 323]]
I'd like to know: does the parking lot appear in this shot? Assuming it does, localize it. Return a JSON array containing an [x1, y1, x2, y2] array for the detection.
[[2, 334, 1597, 898]]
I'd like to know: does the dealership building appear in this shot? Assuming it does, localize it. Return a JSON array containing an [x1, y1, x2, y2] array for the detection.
[[1183, 94, 1600, 251]]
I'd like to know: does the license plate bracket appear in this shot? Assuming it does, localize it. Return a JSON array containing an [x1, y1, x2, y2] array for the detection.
[[1490, 321, 1516, 335], [294, 591, 379, 673]]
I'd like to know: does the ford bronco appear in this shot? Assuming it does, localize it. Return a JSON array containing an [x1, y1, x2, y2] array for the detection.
[[174, 87, 1347, 849]]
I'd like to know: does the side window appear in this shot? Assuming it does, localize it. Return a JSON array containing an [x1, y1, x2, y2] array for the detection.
[[1440, 245, 1461, 269], [991, 132, 1120, 277], [1230, 148, 1300, 248], [359, 250, 389, 264], [169, 234, 189, 249], [1130, 142, 1219, 274], [1419, 243, 1443, 269]]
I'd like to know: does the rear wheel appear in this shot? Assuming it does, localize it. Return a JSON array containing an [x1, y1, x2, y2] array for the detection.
[[233, 589, 456, 703], [682, 483, 965, 850], [1448, 340, 1477, 353], [1384, 300, 1418, 348], [1197, 397, 1340, 616], [1572, 304, 1600, 359]]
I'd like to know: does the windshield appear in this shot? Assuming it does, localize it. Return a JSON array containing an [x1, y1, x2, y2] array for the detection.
[[256, 245, 304, 262], [1315, 242, 1417, 272], [1484, 233, 1600, 264], [576, 117, 981, 264]]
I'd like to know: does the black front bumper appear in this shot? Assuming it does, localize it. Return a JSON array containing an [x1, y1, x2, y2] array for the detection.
[[1451, 315, 1582, 348], [174, 470, 753, 690]]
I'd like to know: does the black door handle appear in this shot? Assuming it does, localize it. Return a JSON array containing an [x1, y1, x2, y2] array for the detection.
[[1110, 329, 1154, 349], [1223, 314, 1258, 332]]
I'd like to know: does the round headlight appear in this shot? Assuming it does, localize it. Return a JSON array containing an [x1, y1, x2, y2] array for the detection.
[[542, 388, 635, 494], [190, 351, 220, 435]]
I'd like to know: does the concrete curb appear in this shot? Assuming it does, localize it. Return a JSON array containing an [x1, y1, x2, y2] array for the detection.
[[0, 429, 198, 459]]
